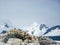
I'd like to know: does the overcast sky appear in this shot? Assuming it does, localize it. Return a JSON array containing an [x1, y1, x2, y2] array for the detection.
[[0, 0, 60, 28]]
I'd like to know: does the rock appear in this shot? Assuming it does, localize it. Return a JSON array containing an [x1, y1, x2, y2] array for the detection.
[[0, 33, 7, 42], [0, 41, 10, 45], [1, 28, 60, 45], [7, 38, 22, 45], [27, 43, 40, 45]]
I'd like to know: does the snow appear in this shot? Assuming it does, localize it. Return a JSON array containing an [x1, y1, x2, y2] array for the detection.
[[22, 22, 48, 37], [44, 28, 60, 36], [0, 21, 60, 37], [0, 20, 13, 33], [22, 22, 40, 35], [22, 22, 60, 37]]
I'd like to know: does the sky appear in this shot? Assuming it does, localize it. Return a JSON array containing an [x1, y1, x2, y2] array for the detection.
[[0, 0, 60, 28]]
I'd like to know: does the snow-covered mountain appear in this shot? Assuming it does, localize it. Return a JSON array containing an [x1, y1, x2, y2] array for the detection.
[[0, 20, 60, 40], [22, 23, 60, 40], [0, 20, 59, 37], [44, 28, 60, 36], [40, 24, 48, 30], [22, 22, 40, 36], [0, 20, 13, 33], [22, 22, 60, 37], [22, 22, 48, 37], [44, 25, 60, 36]]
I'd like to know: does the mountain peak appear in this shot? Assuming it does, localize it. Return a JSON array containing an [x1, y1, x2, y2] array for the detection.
[[0, 19, 13, 33], [32, 22, 39, 27], [40, 24, 48, 30]]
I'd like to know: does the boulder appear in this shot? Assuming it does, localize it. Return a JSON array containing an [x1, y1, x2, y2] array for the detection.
[[7, 38, 22, 45]]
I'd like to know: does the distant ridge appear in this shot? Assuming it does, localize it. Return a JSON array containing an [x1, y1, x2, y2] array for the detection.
[[44, 25, 60, 34]]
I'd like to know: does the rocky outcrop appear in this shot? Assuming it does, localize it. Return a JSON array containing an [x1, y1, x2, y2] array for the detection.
[[7, 38, 22, 45], [7, 38, 40, 45], [0, 28, 60, 45], [7, 28, 39, 42]]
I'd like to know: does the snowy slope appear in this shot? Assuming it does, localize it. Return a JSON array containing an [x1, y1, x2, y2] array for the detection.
[[22, 22, 40, 35], [44, 25, 60, 36], [22, 22, 60, 37], [0, 20, 13, 33], [44, 28, 60, 36], [22, 22, 48, 37], [0, 20, 60, 37]]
